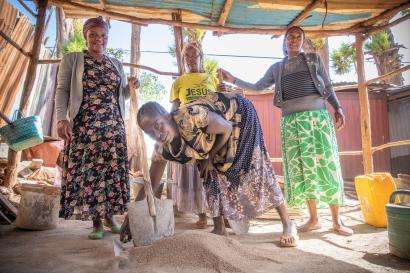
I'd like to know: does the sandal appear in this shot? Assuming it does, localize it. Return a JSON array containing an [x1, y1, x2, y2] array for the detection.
[[88, 230, 104, 240], [195, 219, 207, 229]]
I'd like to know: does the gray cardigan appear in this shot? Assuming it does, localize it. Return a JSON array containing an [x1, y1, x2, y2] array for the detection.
[[55, 52, 130, 123], [234, 52, 341, 111]]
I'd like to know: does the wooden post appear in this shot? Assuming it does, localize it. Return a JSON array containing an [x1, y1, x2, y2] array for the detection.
[[172, 12, 184, 75], [355, 33, 374, 174], [128, 24, 142, 172], [4, 0, 48, 188]]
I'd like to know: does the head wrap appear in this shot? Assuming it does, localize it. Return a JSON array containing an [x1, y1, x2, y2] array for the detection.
[[83, 16, 109, 37]]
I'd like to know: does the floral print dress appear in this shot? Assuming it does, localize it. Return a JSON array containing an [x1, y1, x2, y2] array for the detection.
[[152, 92, 284, 220], [60, 52, 129, 221]]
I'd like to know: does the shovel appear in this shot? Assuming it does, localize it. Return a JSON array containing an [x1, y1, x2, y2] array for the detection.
[[127, 83, 174, 247]]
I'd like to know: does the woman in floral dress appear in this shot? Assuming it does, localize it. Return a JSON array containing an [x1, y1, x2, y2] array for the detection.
[[55, 17, 139, 239]]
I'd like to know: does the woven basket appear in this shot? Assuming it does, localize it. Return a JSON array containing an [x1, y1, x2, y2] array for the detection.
[[0, 111, 44, 152]]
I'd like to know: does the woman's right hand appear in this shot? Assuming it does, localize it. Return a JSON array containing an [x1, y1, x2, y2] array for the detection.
[[218, 68, 235, 84], [57, 120, 72, 141]]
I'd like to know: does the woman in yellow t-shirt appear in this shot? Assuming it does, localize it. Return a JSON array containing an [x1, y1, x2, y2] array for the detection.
[[170, 41, 218, 229]]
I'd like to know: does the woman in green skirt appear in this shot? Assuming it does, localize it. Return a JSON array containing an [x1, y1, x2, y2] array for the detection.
[[219, 26, 353, 236]]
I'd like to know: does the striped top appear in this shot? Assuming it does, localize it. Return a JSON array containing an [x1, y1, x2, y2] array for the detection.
[[281, 54, 319, 101]]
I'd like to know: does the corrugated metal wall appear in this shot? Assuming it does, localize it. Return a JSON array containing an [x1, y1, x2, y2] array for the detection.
[[246, 91, 390, 179], [388, 96, 410, 176]]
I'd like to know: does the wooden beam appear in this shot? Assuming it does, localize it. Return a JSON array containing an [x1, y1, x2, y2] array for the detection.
[[218, 0, 234, 26], [372, 140, 410, 153], [358, 2, 410, 28], [272, 0, 324, 38], [367, 65, 410, 85], [3, 0, 48, 189], [17, 0, 37, 17], [0, 30, 31, 57], [364, 13, 410, 39], [355, 33, 374, 174], [37, 59, 179, 76]]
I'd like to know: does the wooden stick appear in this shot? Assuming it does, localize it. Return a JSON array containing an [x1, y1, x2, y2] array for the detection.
[[0, 30, 31, 57], [37, 59, 180, 76], [43, 6, 54, 39], [218, 0, 234, 26], [355, 33, 373, 174], [372, 140, 410, 153], [272, 0, 324, 38], [17, 0, 37, 17], [364, 13, 410, 39], [123, 63, 179, 77], [367, 65, 410, 85]]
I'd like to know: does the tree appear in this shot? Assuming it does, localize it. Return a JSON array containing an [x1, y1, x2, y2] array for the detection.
[[330, 13, 405, 85], [330, 42, 356, 75], [138, 72, 167, 105]]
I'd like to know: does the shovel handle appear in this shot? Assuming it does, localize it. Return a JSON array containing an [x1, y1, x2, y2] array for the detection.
[[131, 83, 156, 217]]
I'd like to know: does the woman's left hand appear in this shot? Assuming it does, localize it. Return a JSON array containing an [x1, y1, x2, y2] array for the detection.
[[128, 76, 140, 89], [198, 157, 216, 181], [334, 108, 346, 131]]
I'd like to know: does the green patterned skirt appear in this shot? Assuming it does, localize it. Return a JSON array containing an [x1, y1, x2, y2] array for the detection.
[[280, 109, 344, 208]]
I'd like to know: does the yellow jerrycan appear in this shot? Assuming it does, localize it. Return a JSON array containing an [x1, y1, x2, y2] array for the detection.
[[354, 173, 397, 228]]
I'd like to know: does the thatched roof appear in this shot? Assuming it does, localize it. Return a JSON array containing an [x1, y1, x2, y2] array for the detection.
[[49, 0, 410, 36]]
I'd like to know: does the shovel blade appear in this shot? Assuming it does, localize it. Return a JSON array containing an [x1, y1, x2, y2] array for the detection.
[[128, 197, 174, 247]]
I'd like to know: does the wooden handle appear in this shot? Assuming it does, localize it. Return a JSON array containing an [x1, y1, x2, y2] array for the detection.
[[0, 111, 12, 125], [130, 83, 156, 217]]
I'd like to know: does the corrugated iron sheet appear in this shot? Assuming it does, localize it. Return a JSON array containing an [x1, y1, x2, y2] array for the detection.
[[49, 0, 409, 31]]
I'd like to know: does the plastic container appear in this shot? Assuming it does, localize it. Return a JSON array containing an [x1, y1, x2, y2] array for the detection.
[[386, 190, 410, 260], [354, 172, 397, 227], [15, 184, 60, 230]]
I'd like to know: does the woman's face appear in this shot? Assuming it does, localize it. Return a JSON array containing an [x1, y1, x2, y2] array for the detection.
[[184, 47, 201, 73], [140, 113, 179, 144], [85, 27, 108, 54], [285, 28, 304, 54]]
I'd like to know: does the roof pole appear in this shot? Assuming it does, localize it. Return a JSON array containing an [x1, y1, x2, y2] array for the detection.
[[4, 0, 48, 188], [355, 33, 374, 174]]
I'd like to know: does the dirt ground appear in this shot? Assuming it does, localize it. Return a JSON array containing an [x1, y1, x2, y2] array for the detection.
[[1, 200, 409, 273]]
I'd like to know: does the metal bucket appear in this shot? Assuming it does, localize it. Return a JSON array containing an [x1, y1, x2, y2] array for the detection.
[[385, 190, 410, 260]]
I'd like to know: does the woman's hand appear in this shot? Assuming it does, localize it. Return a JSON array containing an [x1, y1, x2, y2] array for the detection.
[[128, 76, 140, 89], [198, 157, 216, 181], [120, 215, 132, 243], [57, 120, 72, 141], [218, 68, 235, 84], [334, 108, 346, 131], [218, 83, 229, 92]]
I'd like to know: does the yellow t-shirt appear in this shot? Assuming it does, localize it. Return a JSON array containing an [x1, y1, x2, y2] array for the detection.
[[170, 73, 218, 105]]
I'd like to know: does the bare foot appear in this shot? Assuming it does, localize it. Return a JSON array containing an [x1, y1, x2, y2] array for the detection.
[[280, 222, 299, 247], [195, 218, 207, 229], [333, 221, 353, 236], [297, 220, 321, 233], [211, 228, 228, 236]]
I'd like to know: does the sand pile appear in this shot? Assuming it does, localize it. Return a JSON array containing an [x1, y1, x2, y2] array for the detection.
[[113, 230, 279, 273]]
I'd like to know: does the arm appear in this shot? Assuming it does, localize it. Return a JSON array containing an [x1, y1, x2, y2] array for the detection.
[[149, 160, 167, 195], [316, 55, 345, 130], [55, 54, 73, 141], [219, 65, 276, 91], [170, 99, 181, 112], [198, 111, 232, 180]]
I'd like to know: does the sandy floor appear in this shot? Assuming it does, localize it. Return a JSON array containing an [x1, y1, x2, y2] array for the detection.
[[0, 202, 409, 273]]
